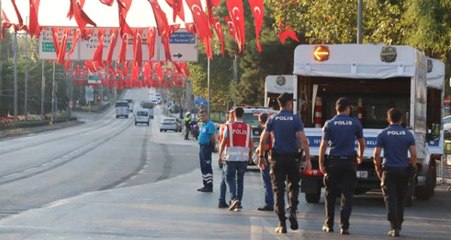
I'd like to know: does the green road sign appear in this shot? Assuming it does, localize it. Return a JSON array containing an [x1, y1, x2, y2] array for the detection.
[[42, 42, 73, 53]]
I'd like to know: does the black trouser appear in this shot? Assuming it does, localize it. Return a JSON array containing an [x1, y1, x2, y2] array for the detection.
[[185, 125, 190, 139], [323, 158, 356, 229], [270, 152, 300, 222], [381, 167, 409, 230]]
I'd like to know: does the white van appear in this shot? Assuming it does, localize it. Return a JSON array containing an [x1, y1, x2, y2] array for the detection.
[[135, 108, 150, 126], [140, 100, 155, 119], [115, 100, 129, 118]]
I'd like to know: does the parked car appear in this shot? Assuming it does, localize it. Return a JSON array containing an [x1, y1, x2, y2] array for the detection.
[[160, 117, 182, 132], [115, 100, 129, 118], [134, 108, 150, 126]]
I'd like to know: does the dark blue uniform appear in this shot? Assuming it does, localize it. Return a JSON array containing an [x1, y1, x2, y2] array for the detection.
[[265, 110, 303, 222], [322, 114, 363, 230], [376, 124, 415, 231]]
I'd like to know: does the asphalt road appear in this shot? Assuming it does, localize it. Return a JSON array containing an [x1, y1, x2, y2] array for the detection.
[[0, 89, 198, 219], [0, 89, 450, 239]]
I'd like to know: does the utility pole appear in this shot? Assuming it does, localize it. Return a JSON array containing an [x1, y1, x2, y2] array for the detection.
[[0, 0, 3, 116], [24, 32, 29, 119], [13, 32, 18, 123], [207, 58, 210, 114], [357, 0, 363, 44], [41, 60, 45, 117], [51, 61, 56, 124]]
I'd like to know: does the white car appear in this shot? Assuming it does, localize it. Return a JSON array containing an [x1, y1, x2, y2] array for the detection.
[[444, 116, 451, 132], [160, 117, 182, 132], [135, 109, 150, 126], [115, 101, 129, 118]]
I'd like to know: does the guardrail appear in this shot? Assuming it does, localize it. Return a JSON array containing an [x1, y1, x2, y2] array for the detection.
[[440, 141, 451, 184]]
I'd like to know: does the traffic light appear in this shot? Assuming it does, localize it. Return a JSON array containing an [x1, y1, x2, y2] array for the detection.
[[313, 45, 329, 62]]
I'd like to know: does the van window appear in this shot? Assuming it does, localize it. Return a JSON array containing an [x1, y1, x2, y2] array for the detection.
[[115, 102, 128, 107], [137, 111, 148, 116]]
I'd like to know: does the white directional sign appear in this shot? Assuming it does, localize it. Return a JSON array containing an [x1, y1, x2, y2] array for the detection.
[[158, 31, 198, 62], [39, 29, 197, 62]]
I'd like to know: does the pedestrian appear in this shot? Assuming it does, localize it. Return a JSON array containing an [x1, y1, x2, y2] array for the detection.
[[319, 97, 365, 235], [373, 108, 417, 237], [217, 108, 235, 208], [259, 93, 312, 234], [219, 107, 253, 211], [255, 112, 274, 211], [184, 112, 191, 140], [197, 110, 216, 192]]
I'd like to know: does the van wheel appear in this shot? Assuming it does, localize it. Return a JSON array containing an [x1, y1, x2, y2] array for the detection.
[[160, 129, 163, 132], [135, 122, 137, 125], [116, 116, 119, 118], [147, 122, 150, 126], [416, 170, 435, 200]]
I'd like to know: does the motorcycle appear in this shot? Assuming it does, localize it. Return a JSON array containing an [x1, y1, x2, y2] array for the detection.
[[190, 121, 199, 140]]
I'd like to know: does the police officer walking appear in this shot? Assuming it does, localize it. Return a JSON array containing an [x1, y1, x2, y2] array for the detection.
[[373, 108, 417, 237], [319, 97, 365, 235], [259, 93, 311, 234], [184, 113, 191, 140], [219, 107, 253, 211], [197, 110, 216, 192]]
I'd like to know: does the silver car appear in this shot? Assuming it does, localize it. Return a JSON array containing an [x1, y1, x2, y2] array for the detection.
[[159, 117, 182, 132]]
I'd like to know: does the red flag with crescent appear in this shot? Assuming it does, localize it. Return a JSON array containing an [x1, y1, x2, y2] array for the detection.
[[226, 0, 245, 53], [161, 24, 180, 61], [2, 11, 14, 38], [93, 29, 105, 67], [106, 29, 119, 64], [185, 0, 213, 59], [51, 28, 61, 59], [248, 0, 264, 52], [29, 0, 41, 38], [67, 0, 97, 32], [213, 18, 225, 56], [99, 0, 114, 6], [165, 0, 185, 22], [117, 0, 134, 36], [224, 16, 236, 42], [118, 34, 129, 63], [133, 28, 143, 68], [146, 27, 156, 60], [185, 23, 197, 34], [148, 0, 170, 37]]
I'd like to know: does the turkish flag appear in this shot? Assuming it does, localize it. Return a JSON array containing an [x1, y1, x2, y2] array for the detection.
[[106, 29, 119, 65], [51, 28, 61, 58], [99, 0, 114, 6], [226, 0, 245, 53], [161, 24, 180, 61], [2, 11, 14, 39], [67, 29, 80, 57], [28, 0, 41, 38], [10, 0, 24, 27], [148, 0, 170, 37], [93, 29, 106, 66], [133, 29, 143, 68], [248, 0, 264, 52], [143, 62, 151, 81], [117, 0, 134, 36], [213, 18, 225, 56], [185, 23, 197, 34], [118, 34, 129, 63], [278, 26, 299, 45], [224, 16, 236, 42], [68, 0, 97, 32], [185, 0, 213, 59], [165, 0, 185, 22], [206, 0, 216, 25], [146, 27, 156, 60], [57, 28, 72, 64]]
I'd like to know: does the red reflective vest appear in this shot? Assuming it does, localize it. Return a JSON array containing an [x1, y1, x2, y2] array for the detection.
[[225, 121, 251, 161]]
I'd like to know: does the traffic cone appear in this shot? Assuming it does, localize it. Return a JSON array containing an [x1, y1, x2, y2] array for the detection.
[[314, 97, 322, 128], [357, 98, 364, 123]]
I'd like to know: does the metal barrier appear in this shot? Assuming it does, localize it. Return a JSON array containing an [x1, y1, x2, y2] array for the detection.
[[439, 141, 451, 186]]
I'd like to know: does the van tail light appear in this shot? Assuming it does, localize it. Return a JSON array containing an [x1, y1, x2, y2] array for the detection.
[[302, 170, 324, 177]]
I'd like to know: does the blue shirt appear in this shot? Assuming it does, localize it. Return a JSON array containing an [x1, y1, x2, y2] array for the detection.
[[265, 110, 303, 153], [198, 119, 216, 145], [376, 124, 415, 168], [323, 114, 363, 157]]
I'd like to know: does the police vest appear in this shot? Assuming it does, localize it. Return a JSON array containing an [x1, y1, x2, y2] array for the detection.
[[225, 122, 251, 162]]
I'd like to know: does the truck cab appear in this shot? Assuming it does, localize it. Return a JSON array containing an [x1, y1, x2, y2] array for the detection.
[[293, 44, 444, 204]]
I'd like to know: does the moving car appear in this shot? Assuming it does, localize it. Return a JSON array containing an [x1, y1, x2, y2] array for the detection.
[[115, 100, 129, 118], [160, 117, 182, 132], [134, 108, 150, 126]]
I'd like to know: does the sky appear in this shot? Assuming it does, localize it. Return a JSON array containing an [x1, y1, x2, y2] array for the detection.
[[1, 0, 194, 28]]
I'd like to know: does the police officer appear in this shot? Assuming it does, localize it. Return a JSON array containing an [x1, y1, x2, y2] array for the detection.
[[197, 110, 216, 192], [319, 97, 365, 235], [373, 108, 417, 237], [259, 93, 311, 234], [184, 112, 191, 140], [219, 107, 253, 211], [217, 108, 235, 208]]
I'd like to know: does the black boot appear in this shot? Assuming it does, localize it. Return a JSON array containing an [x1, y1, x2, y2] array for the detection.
[[289, 212, 298, 230]]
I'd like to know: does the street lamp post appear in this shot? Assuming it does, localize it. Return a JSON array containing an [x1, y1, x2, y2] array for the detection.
[[13, 32, 18, 123], [24, 33, 29, 119], [357, 0, 363, 44], [207, 58, 210, 114]]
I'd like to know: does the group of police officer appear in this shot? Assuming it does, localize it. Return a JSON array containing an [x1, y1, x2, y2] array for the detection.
[[195, 92, 416, 238]]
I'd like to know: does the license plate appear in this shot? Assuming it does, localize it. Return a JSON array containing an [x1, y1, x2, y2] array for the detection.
[[356, 171, 368, 179]]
